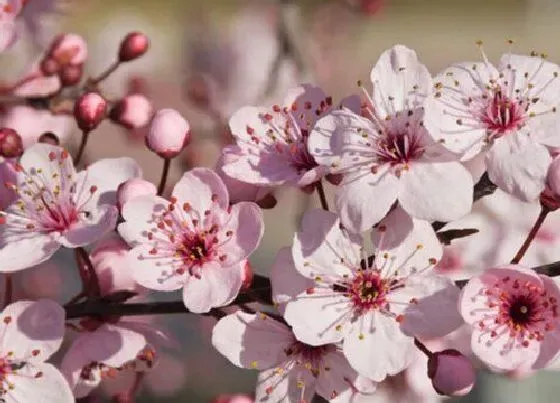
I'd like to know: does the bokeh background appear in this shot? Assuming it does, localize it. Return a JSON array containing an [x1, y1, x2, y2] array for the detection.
[[4, 0, 560, 401]]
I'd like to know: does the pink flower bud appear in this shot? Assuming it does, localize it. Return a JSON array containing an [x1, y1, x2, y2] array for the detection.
[[59, 64, 83, 87], [74, 92, 107, 132], [48, 33, 88, 66], [119, 32, 150, 62], [211, 395, 254, 403], [146, 109, 191, 158], [0, 128, 23, 158], [428, 349, 475, 397], [110, 94, 154, 129], [117, 178, 157, 211]]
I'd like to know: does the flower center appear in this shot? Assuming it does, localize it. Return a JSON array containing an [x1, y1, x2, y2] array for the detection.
[[349, 271, 389, 312], [481, 90, 526, 137], [375, 132, 424, 165], [180, 233, 211, 266], [508, 296, 534, 326]]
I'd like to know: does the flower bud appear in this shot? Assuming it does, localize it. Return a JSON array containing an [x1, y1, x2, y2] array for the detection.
[[59, 64, 83, 87], [0, 128, 23, 158], [146, 109, 191, 158], [117, 178, 157, 212], [427, 349, 475, 397], [38, 132, 60, 146], [119, 32, 149, 62], [74, 92, 107, 132], [40, 57, 60, 76], [110, 94, 153, 129], [48, 33, 88, 66]]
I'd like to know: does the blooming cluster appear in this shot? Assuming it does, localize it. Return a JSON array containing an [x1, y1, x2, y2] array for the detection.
[[4, 7, 560, 400]]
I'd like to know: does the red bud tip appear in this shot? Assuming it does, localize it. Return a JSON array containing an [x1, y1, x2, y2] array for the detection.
[[0, 128, 23, 158], [74, 92, 107, 132], [119, 32, 149, 62]]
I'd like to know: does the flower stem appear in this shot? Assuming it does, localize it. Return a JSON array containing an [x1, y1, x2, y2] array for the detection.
[[3, 275, 12, 308], [414, 338, 432, 358], [88, 60, 121, 88], [74, 130, 91, 166], [511, 205, 550, 264], [316, 181, 329, 211], [157, 158, 171, 196]]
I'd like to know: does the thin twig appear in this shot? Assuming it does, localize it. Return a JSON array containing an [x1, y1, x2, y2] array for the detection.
[[88, 60, 121, 88], [511, 205, 550, 264], [74, 130, 90, 166], [157, 158, 171, 196], [316, 181, 329, 211], [3, 275, 12, 308]]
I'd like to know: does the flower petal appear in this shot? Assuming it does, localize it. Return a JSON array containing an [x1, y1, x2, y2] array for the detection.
[[5, 362, 74, 403], [129, 244, 185, 291], [0, 231, 60, 273], [255, 366, 316, 403], [118, 194, 168, 246], [18, 144, 75, 189], [172, 167, 229, 212], [58, 204, 118, 248]]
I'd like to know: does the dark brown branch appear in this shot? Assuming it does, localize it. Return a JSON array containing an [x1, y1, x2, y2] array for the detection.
[[437, 228, 479, 245]]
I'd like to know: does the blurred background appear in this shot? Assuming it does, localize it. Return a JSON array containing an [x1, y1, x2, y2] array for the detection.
[[4, 0, 560, 401]]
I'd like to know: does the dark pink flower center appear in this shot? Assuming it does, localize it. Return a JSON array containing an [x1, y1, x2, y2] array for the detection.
[[336, 271, 390, 312], [375, 132, 425, 165], [481, 90, 526, 137]]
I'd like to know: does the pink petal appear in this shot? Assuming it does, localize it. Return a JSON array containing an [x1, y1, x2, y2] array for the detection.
[[18, 144, 76, 189], [282, 83, 328, 128], [0, 160, 17, 210], [118, 194, 168, 246], [58, 204, 118, 248], [0, 19, 18, 53], [129, 244, 185, 291], [172, 167, 229, 212], [211, 311, 293, 369], [0, 230, 60, 273], [255, 366, 316, 403], [5, 362, 74, 403]]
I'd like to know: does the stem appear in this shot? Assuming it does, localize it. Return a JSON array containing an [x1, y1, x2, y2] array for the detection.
[[75, 247, 101, 298], [316, 181, 329, 211], [3, 275, 12, 308], [74, 130, 91, 166], [511, 205, 550, 264], [157, 158, 171, 196], [414, 338, 432, 358], [88, 60, 121, 87]]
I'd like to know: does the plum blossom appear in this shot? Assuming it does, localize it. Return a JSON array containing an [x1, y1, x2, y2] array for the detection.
[[283, 207, 463, 381], [310, 45, 473, 233], [0, 299, 74, 402], [212, 311, 377, 402], [222, 84, 359, 189], [460, 265, 560, 371], [0, 143, 141, 272], [424, 47, 560, 201], [118, 167, 264, 313]]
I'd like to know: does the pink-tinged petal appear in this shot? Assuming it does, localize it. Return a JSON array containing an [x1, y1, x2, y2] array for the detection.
[[12, 64, 62, 98], [486, 131, 551, 201], [428, 351, 475, 397], [255, 366, 316, 403], [211, 311, 293, 370], [218, 201, 264, 267], [0, 160, 17, 210], [118, 194, 168, 246], [18, 143, 76, 188], [335, 168, 399, 234], [0, 20, 17, 53], [372, 206, 442, 277], [172, 167, 229, 212], [342, 312, 415, 381], [270, 247, 313, 315], [61, 324, 147, 393], [4, 362, 74, 403], [228, 106, 271, 145], [316, 350, 377, 402], [182, 263, 243, 313], [292, 209, 360, 279], [424, 62, 499, 159], [0, 299, 65, 361], [339, 94, 361, 115], [534, 114, 560, 149], [309, 109, 377, 172], [284, 290, 349, 346], [129, 245, 185, 291], [282, 83, 328, 128], [0, 231, 60, 273], [77, 157, 142, 209], [398, 161, 473, 222], [370, 45, 432, 118], [392, 275, 463, 339], [58, 204, 118, 248]]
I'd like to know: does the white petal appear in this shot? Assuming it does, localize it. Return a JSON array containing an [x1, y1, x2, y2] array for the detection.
[[18, 144, 75, 189], [0, 232, 60, 273], [172, 167, 229, 212], [5, 362, 74, 403], [129, 244, 185, 291], [58, 204, 118, 248], [255, 366, 316, 403], [118, 194, 168, 246]]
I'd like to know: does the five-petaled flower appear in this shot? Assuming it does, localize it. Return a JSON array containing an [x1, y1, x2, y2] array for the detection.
[[118, 167, 264, 313], [212, 311, 377, 402], [0, 143, 141, 272], [283, 207, 463, 381], [309, 45, 473, 233]]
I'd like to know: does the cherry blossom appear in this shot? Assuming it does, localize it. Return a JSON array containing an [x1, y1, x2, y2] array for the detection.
[[424, 47, 560, 201], [309, 45, 473, 233], [212, 311, 377, 402], [222, 84, 359, 189], [0, 299, 74, 402], [460, 265, 560, 371], [0, 143, 141, 272], [118, 167, 264, 313], [283, 207, 463, 381]]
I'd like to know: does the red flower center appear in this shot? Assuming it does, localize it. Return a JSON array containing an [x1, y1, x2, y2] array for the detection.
[[481, 90, 526, 137], [349, 271, 389, 312]]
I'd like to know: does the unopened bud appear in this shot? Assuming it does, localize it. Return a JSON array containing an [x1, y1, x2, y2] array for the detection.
[[0, 128, 23, 158], [59, 64, 83, 87], [74, 92, 107, 132], [119, 32, 149, 62], [110, 94, 153, 129], [40, 58, 60, 76], [117, 178, 157, 212], [38, 132, 60, 146], [428, 349, 475, 397], [48, 33, 88, 66], [146, 109, 191, 158]]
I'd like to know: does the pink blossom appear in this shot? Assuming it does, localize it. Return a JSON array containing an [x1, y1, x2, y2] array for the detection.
[[284, 207, 463, 381], [460, 265, 560, 371], [212, 311, 377, 402], [146, 109, 191, 159], [424, 49, 560, 201], [0, 1, 23, 53], [118, 168, 264, 313], [309, 45, 473, 233], [222, 84, 359, 189], [427, 349, 475, 396], [117, 177, 157, 212], [118, 31, 150, 62], [1, 105, 75, 148], [73, 92, 107, 132], [109, 94, 154, 130], [0, 143, 141, 272], [0, 299, 74, 402]]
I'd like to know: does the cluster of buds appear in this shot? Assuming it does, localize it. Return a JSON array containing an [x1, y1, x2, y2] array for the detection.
[[40, 34, 88, 87]]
